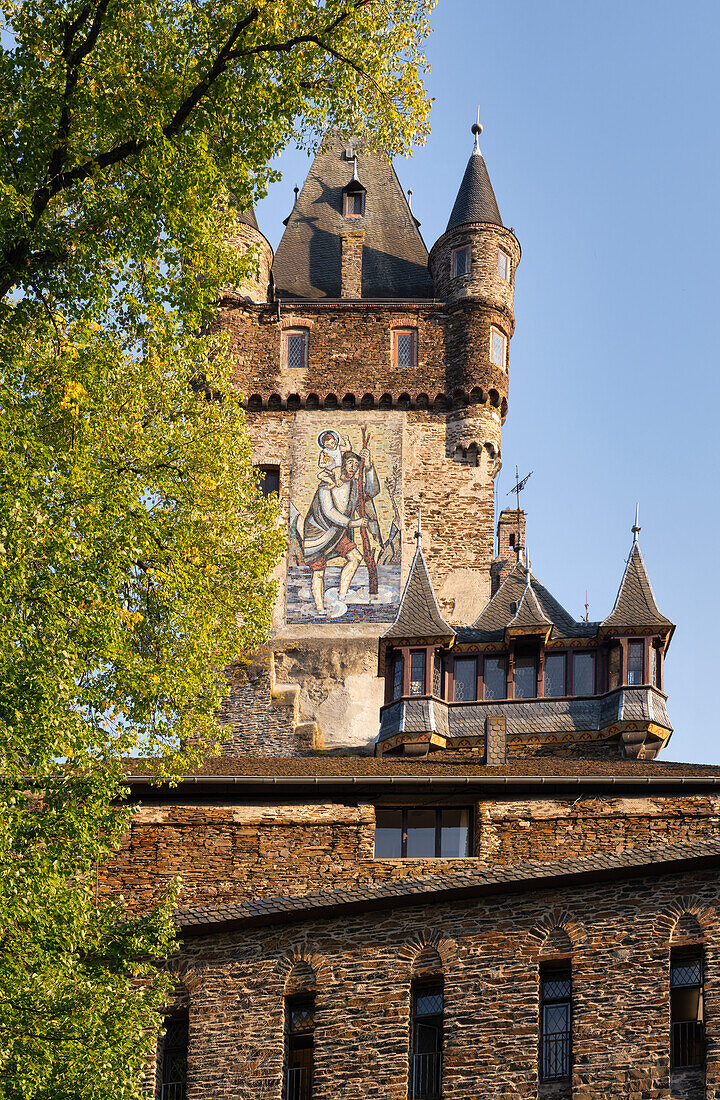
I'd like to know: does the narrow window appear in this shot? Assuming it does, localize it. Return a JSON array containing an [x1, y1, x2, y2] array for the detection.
[[285, 995, 315, 1100], [490, 328, 507, 367], [652, 646, 662, 688], [451, 245, 471, 278], [157, 1014, 188, 1100], [283, 328, 308, 370], [453, 656, 477, 701], [544, 652, 566, 697], [256, 465, 280, 498], [483, 655, 506, 700], [410, 980, 443, 1099], [497, 247, 511, 281], [392, 653, 404, 700], [393, 328, 418, 369], [344, 190, 364, 217], [540, 966, 571, 1081], [671, 953, 704, 1069], [409, 650, 426, 696], [571, 652, 595, 696], [514, 651, 537, 699], [433, 651, 443, 698], [627, 640, 644, 685], [374, 809, 470, 859]]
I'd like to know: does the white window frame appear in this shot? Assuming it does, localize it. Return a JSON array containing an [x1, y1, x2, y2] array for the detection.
[[283, 327, 309, 370], [497, 247, 511, 281], [490, 327, 507, 368], [451, 245, 471, 279]]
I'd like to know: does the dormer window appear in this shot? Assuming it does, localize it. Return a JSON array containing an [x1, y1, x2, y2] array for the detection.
[[393, 328, 418, 369], [490, 327, 507, 368], [451, 245, 471, 278], [283, 327, 309, 369], [497, 247, 511, 281], [344, 190, 364, 217]]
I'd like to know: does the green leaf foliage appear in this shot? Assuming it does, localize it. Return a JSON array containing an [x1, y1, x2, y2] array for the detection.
[[0, 0, 433, 1094]]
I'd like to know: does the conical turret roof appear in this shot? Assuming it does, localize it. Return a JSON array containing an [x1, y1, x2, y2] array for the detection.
[[384, 545, 454, 641], [446, 143, 502, 231], [601, 542, 673, 634], [236, 206, 259, 230], [273, 132, 433, 300]]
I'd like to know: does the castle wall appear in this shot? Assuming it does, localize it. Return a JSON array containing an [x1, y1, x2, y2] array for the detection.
[[103, 793, 720, 914], [157, 865, 720, 1099]]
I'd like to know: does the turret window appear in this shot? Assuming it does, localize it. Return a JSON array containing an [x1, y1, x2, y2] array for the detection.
[[393, 328, 418, 369], [497, 247, 511, 281], [392, 654, 404, 700], [490, 328, 507, 367], [409, 650, 426, 695], [451, 245, 471, 278], [283, 328, 309, 370], [627, 640, 644, 685]]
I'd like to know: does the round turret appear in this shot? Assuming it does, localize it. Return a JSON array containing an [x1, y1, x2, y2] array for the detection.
[[227, 207, 274, 303]]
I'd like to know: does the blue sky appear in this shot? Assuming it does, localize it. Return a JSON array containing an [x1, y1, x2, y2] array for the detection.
[[256, 0, 720, 763]]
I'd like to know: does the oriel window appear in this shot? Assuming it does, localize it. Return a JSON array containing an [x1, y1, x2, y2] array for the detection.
[[410, 980, 443, 1099], [374, 808, 470, 859], [540, 966, 571, 1081], [392, 654, 404, 700], [284, 995, 315, 1100], [571, 651, 595, 696], [409, 650, 426, 696], [283, 328, 309, 370], [544, 652, 566, 697], [514, 651, 537, 699], [671, 954, 704, 1069], [483, 655, 507, 700], [627, 640, 644, 685], [157, 1014, 188, 1100], [453, 656, 477, 701], [433, 651, 443, 698], [393, 328, 418, 369]]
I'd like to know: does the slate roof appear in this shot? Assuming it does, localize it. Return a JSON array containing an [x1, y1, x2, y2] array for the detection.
[[446, 145, 503, 231], [236, 206, 259, 230], [383, 546, 455, 640], [464, 562, 592, 642], [602, 542, 674, 633], [506, 573, 553, 633], [272, 132, 434, 300], [177, 839, 720, 932]]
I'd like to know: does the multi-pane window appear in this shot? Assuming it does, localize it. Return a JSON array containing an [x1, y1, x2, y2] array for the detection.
[[490, 327, 507, 367], [483, 655, 507, 700], [652, 646, 662, 688], [627, 641, 644, 685], [451, 245, 471, 278], [671, 954, 705, 1069], [572, 652, 595, 695], [433, 651, 443, 697], [497, 248, 511, 281], [409, 650, 426, 696], [256, 465, 280, 498], [514, 652, 536, 699], [544, 652, 566, 697], [344, 190, 364, 217], [393, 328, 418, 369], [453, 656, 477, 701], [540, 966, 571, 1081], [285, 995, 315, 1100], [374, 808, 470, 859], [157, 1015, 188, 1100], [392, 654, 404, 700], [410, 981, 443, 1099], [283, 328, 309, 370]]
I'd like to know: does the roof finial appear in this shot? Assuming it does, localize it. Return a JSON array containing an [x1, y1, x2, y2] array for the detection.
[[632, 502, 641, 544], [293, 184, 299, 205], [471, 107, 483, 153], [415, 508, 422, 548], [407, 188, 413, 212], [351, 155, 359, 182]]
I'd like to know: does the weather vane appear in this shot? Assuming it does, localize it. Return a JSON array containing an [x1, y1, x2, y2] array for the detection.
[[506, 466, 532, 551]]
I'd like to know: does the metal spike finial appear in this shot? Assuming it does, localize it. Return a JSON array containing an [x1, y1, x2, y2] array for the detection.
[[293, 184, 299, 205], [407, 188, 413, 212], [351, 155, 359, 182], [415, 508, 422, 547], [632, 502, 641, 544], [471, 107, 483, 152]]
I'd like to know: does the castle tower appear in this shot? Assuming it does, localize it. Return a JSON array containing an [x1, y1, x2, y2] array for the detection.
[[227, 205, 274, 303], [216, 126, 520, 752]]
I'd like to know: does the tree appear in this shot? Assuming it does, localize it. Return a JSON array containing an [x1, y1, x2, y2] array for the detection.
[[0, 1, 433, 1095]]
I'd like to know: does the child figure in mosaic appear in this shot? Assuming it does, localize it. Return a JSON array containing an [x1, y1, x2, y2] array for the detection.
[[317, 429, 351, 486]]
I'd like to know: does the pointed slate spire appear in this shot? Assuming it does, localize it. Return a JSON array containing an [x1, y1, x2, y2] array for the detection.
[[446, 118, 502, 231], [383, 536, 454, 641], [602, 517, 673, 633], [506, 561, 553, 636], [236, 205, 259, 230]]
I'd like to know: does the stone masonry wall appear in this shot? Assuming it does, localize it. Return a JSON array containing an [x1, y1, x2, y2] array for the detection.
[[103, 793, 720, 915], [160, 865, 720, 1099]]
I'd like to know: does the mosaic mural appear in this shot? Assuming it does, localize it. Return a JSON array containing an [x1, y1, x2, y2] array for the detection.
[[287, 413, 403, 624]]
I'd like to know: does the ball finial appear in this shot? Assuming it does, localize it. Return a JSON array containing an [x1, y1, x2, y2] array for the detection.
[[471, 121, 483, 136]]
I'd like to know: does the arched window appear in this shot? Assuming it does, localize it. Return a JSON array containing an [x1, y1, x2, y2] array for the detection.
[[156, 1012, 189, 1100], [410, 977, 443, 1099]]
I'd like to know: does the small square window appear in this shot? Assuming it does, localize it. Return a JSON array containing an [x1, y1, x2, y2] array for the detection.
[[284, 328, 308, 370], [393, 328, 417, 369], [497, 248, 511, 281], [451, 246, 471, 278], [344, 190, 364, 217], [490, 328, 507, 367], [256, 465, 280, 497]]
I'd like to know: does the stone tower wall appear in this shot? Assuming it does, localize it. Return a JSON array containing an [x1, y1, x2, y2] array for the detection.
[[225, 221, 274, 303]]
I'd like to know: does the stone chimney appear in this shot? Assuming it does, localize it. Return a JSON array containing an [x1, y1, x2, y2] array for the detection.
[[491, 508, 525, 595], [340, 229, 364, 298]]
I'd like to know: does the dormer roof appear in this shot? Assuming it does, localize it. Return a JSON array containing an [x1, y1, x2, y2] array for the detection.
[[505, 571, 554, 639], [383, 546, 455, 642], [462, 561, 594, 643], [446, 145, 502, 232], [273, 132, 433, 300], [601, 543, 674, 635]]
